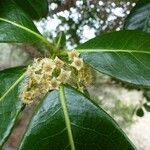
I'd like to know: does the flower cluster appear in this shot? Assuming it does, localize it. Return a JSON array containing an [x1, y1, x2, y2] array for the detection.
[[20, 50, 93, 104], [68, 50, 93, 87], [20, 57, 71, 104]]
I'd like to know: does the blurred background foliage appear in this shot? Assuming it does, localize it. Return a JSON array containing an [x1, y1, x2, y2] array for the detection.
[[37, 0, 137, 48]]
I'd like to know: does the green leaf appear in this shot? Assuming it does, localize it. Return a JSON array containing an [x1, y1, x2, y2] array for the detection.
[[0, 0, 49, 44], [124, 0, 150, 32], [14, 0, 48, 20], [136, 108, 144, 117], [19, 86, 135, 150], [143, 103, 150, 112], [76, 30, 150, 88], [144, 91, 150, 102], [0, 67, 25, 147]]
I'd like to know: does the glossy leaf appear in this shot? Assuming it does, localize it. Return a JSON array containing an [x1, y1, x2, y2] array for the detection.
[[14, 0, 48, 20], [124, 0, 150, 32], [0, 67, 25, 147], [76, 30, 150, 88], [0, 0, 48, 43], [19, 86, 135, 150]]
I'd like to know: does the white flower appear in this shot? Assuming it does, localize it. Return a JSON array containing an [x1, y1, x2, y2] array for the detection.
[[71, 57, 84, 70], [32, 73, 43, 84], [41, 59, 56, 75], [26, 65, 34, 76], [32, 58, 43, 72], [68, 50, 80, 61], [54, 56, 64, 68], [21, 91, 33, 104], [49, 77, 61, 90], [57, 69, 71, 83], [41, 58, 53, 64]]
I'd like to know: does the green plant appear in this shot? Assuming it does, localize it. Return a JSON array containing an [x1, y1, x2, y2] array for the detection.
[[0, 0, 150, 149]]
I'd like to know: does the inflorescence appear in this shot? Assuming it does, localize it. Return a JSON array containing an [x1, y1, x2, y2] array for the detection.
[[20, 50, 93, 104]]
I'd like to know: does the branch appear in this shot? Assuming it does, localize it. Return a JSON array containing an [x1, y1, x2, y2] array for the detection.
[[17, 44, 43, 58]]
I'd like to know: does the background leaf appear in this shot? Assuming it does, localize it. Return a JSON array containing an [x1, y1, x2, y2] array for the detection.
[[143, 103, 150, 112], [136, 108, 144, 117], [19, 86, 135, 150], [144, 90, 150, 102], [0, 67, 25, 147], [77, 30, 150, 88], [0, 0, 45, 43], [14, 0, 48, 20], [124, 0, 150, 32]]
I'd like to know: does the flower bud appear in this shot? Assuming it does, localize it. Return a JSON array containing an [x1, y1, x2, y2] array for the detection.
[[57, 69, 71, 83], [68, 50, 80, 61], [54, 56, 64, 68]]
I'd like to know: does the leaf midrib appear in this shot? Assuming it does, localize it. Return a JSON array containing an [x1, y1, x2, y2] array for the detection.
[[0, 17, 50, 46], [0, 73, 25, 102], [77, 49, 150, 54], [59, 85, 75, 150]]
